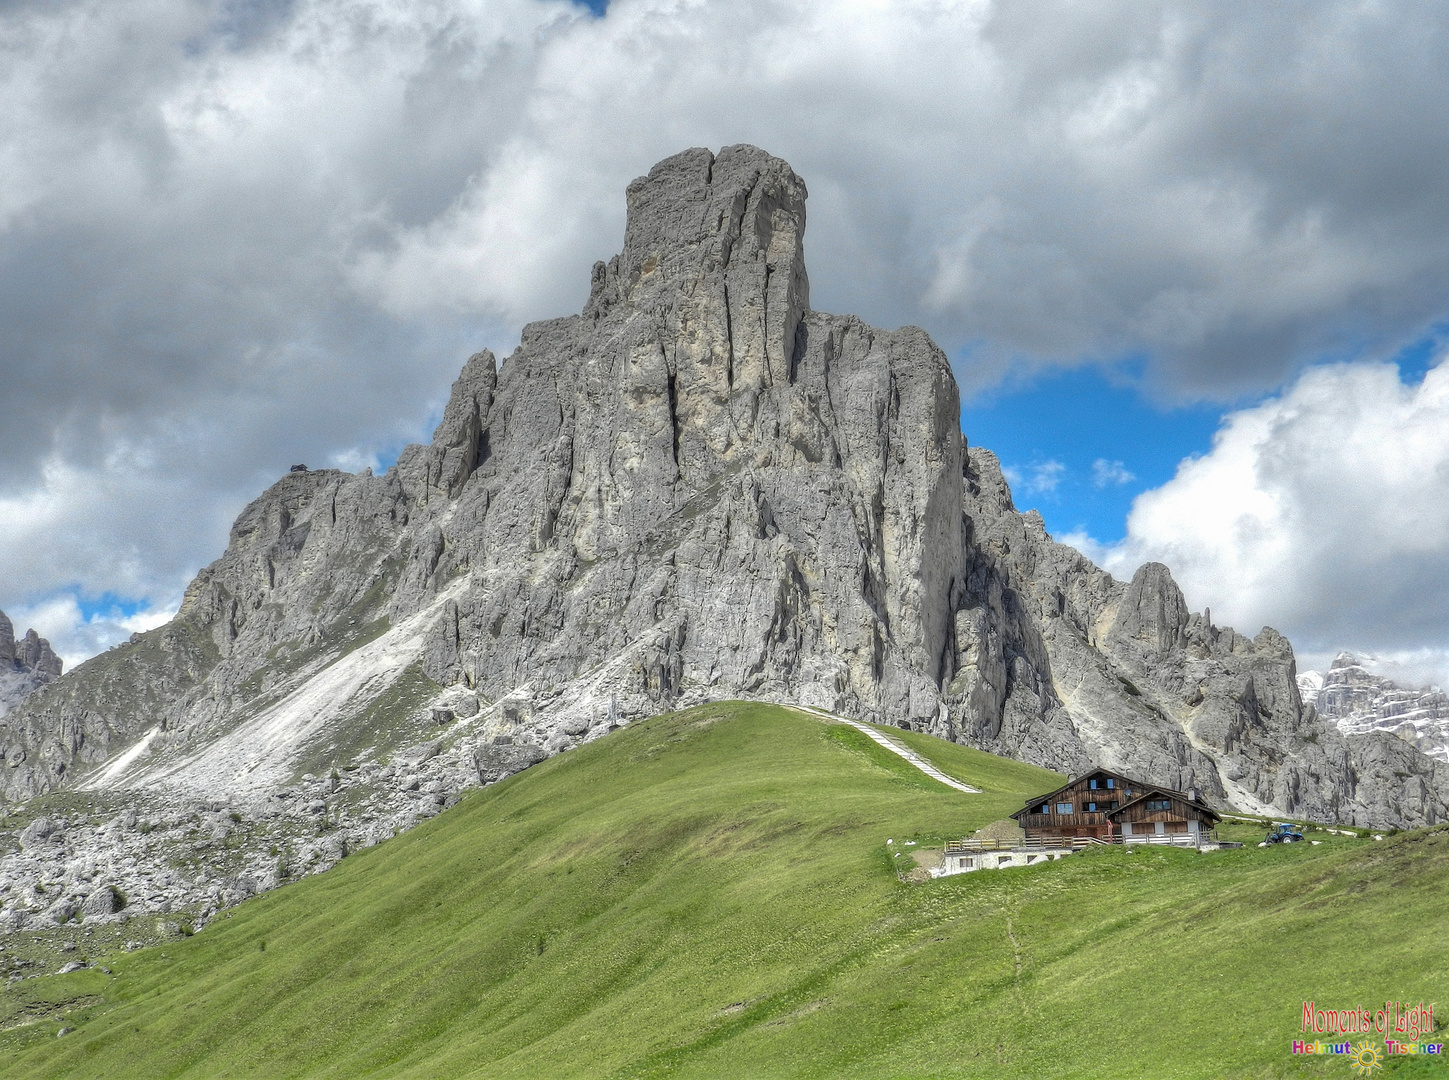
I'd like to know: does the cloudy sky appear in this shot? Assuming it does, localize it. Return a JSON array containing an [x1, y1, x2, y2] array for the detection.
[[2, 0, 1448, 685]]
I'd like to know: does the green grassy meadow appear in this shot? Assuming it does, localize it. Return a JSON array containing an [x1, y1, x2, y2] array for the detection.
[[4, 703, 1447, 1078]]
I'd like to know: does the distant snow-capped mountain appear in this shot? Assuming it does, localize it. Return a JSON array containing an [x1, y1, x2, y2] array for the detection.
[[1299, 653, 1449, 763]]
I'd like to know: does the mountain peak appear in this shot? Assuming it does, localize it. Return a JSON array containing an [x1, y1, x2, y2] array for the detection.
[[0, 608, 62, 718], [585, 144, 809, 399], [0, 610, 61, 679], [3, 146, 1448, 938]]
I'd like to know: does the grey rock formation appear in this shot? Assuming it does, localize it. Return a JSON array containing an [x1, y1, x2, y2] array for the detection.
[[18, 815, 57, 850], [1301, 654, 1449, 763], [0, 611, 62, 718], [43, 896, 80, 925], [0, 144, 977, 809], [1, 141, 1445, 953], [82, 886, 122, 917], [955, 454, 1449, 826], [474, 742, 547, 785]]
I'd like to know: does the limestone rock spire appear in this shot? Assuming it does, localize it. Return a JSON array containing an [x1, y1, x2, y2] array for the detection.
[[0, 609, 62, 718]]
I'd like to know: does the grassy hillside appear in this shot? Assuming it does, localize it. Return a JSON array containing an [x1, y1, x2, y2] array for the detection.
[[3, 703, 1447, 1078]]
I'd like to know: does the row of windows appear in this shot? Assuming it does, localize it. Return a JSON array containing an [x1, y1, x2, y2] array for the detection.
[[1033, 795, 1179, 815], [1031, 779, 1137, 814], [1033, 800, 1123, 814]]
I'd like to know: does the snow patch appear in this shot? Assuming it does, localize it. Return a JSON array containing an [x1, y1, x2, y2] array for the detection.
[[99, 585, 465, 796], [79, 727, 160, 790]]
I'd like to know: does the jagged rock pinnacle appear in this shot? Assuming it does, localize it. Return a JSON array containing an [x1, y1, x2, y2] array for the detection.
[[1, 144, 1445, 843], [0, 609, 61, 718]]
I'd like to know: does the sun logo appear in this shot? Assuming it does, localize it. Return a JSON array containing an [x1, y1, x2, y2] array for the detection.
[[1348, 1040, 1383, 1076]]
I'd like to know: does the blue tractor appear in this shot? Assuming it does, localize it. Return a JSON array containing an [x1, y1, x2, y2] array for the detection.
[[1264, 822, 1305, 844]]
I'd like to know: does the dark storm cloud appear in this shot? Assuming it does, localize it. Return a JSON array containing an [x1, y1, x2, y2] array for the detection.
[[4, 0, 1449, 663]]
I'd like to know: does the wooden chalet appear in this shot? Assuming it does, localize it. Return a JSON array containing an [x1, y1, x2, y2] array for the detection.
[[1111, 786, 1221, 843], [1011, 769, 1138, 840], [1010, 770, 1221, 845]]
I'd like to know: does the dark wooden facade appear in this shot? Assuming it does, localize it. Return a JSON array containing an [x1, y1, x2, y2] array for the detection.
[[1010, 769, 1140, 840], [1011, 771, 1221, 842], [1111, 788, 1220, 839]]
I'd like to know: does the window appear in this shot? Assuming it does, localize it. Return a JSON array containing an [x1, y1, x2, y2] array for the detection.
[[1091, 777, 1118, 790], [1089, 778, 1099, 789], [1084, 800, 1119, 813], [1056, 802, 1073, 814], [1146, 798, 1171, 811], [1036, 803, 1049, 814], [1106, 778, 1115, 789]]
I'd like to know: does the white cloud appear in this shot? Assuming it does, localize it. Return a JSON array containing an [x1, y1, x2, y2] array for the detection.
[[7, 0, 1449, 663], [0, 445, 213, 666], [0, 445, 248, 603], [1091, 458, 1135, 487], [5, 594, 177, 672], [1346, 651, 1449, 694], [1006, 460, 1066, 496], [1026, 460, 1066, 494], [1082, 358, 1449, 684], [1056, 528, 1109, 564]]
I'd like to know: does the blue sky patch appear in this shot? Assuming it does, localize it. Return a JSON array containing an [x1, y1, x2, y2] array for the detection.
[[75, 592, 152, 623], [959, 366, 1225, 544], [1390, 324, 1449, 385]]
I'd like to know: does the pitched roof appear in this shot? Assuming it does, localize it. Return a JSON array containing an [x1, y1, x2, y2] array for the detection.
[[1109, 788, 1221, 824], [1009, 769, 1141, 819]]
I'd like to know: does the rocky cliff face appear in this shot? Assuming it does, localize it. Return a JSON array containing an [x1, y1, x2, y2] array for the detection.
[[1301, 655, 1449, 764], [1, 145, 979, 809], [0, 611, 61, 718], [953, 463, 1449, 827], [1, 145, 1445, 935]]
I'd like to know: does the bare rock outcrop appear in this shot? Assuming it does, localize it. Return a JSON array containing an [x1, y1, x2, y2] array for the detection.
[[0, 611, 61, 719], [955, 450, 1449, 827], [2, 143, 1445, 852], [1301, 654, 1449, 763]]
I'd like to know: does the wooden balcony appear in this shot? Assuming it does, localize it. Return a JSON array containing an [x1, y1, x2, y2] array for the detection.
[[945, 829, 1228, 855], [943, 836, 1110, 854]]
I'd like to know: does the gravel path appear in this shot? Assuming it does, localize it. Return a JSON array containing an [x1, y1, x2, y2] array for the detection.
[[791, 705, 981, 793]]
